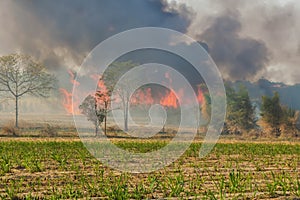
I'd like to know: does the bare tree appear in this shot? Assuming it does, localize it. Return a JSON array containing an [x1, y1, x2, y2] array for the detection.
[[102, 61, 138, 131], [0, 54, 56, 128], [114, 82, 131, 131]]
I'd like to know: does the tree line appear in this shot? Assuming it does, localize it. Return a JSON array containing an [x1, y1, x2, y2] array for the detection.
[[0, 53, 298, 137], [79, 63, 300, 137], [223, 83, 299, 137]]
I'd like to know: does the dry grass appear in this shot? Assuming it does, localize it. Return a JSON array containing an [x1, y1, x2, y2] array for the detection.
[[1, 121, 19, 136]]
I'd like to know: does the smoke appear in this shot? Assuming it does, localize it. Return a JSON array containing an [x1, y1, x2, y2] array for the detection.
[[244, 2, 300, 84], [1, 0, 299, 84], [198, 11, 269, 80], [0, 0, 192, 71], [177, 0, 300, 84], [0, 0, 193, 114]]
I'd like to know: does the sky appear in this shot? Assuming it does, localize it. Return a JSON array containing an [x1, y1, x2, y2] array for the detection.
[[0, 0, 299, 85]]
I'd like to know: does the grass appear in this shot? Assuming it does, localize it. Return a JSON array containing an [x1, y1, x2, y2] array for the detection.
[[0, 139, 299, 199]]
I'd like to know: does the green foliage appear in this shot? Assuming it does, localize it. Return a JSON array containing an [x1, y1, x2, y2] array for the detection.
[[282, 106, 296, 127], [261, 92, 284, 128], [225, 84, 256, 133], [0, 155, 12, 174], [102, 61, 138, 89], [261, 92, 297, 134]]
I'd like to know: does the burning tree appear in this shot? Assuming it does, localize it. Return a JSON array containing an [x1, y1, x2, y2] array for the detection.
[[79, 78, 111, 136], [79, 95, 104, 136], [94, 79, 111, 135], [102, 61, 138, 131], [0, 54, 56, 129]]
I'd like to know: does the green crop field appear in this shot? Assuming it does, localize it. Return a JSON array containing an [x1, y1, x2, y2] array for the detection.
[[0, 139, 299, 199]]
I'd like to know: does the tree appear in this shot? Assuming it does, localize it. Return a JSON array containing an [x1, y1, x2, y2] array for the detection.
[[225, 84, 256, 134], [102, 61, 138, 131], [79, 84, 111, 136], [0, 54, 56, 128], [261, 92, 299, 136], [261, 92, 284, 135], [281, 106, 296, 127], [235, 86, 257, 130], [95, 85, 111, 135], [79, 95, 104, 136]]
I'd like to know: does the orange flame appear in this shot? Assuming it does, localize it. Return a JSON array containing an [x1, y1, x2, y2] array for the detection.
[[131, 88, 154, 105], [96, 83, 110, 104], [60, 88, 80, 115], [60, 70, 81, 115], [60, 70, 207, 115], [68, 70, 80, 86], [159, 72, 179, 108], [160, 90, 178, 108], [90, 75, 111, 103], [197, 86, 205, 104], [129, 72, 182, 108]]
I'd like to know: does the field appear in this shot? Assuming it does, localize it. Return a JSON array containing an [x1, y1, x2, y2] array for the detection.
[[0, 138, 299, 199]]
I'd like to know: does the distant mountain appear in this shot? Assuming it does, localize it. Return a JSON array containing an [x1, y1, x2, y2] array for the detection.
[[231, 79, 300, 110]]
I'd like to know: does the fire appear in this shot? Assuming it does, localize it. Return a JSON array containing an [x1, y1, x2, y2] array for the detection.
[[60, 70, 208, 115], [197, 86, 205, 104], [96, 78, 108, 95], [130, 86, 180, 108], [160, 90, 178, 108], [131, 88, 154, 105], [90, 75, 111, 103], [60, 88, 73, 114], [68, 70, 80, 86], [90, 75, 108, 93], [60, 70, 81, 115], [129, 72, 200, 109], [95, 83, 110, 104]]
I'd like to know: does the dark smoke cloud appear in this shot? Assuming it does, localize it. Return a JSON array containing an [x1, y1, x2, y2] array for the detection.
[[2, 0, 298, 85], [181, 0, 300, 84], [0, 0, 193, 113], [197, 11, 270, 80], [0, 0, 192, 71]]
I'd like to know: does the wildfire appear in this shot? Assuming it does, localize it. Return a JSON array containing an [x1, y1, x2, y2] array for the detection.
[[160, 90, 178, 108], [96, 83, 110, 103], [60, 70, 81, 115], [60, 88, 73, 114], [131, 88, 154, 105], [130, 87, 180, 108], [197, 86, 205, 104], [60, 70, 207, 115], [90, 74, 111, 103], [68, 70, 80, 86], [130, 72, 206, 109]]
